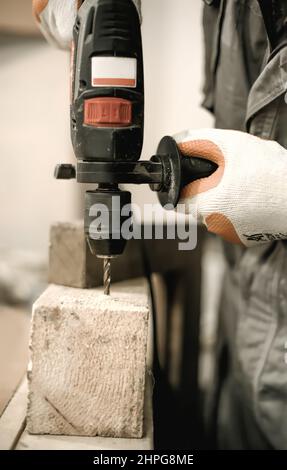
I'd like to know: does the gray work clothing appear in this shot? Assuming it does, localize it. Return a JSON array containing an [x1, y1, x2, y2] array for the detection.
[[202, 0, 287, 449]]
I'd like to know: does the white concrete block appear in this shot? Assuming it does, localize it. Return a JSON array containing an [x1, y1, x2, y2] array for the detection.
[[27, 280, 150, 439]]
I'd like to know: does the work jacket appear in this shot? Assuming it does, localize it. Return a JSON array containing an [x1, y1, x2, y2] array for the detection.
[[202, 0, 287, 449]]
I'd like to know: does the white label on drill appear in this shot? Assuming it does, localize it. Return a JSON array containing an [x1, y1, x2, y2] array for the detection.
[[91, 57, 137, 88]]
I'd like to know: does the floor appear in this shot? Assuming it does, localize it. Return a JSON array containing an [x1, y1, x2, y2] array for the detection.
[[0, 306, 30, 416]]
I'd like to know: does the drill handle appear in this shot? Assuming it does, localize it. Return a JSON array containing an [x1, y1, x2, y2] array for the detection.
[[180, 154, 217, 188], [154, 136, 217, 208]]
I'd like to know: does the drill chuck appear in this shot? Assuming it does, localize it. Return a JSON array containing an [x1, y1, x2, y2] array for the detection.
[[84, 186, 132, 258]]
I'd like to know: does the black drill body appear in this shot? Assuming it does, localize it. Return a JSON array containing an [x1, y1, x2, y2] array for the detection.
[[71, 0, 144, 163], [72, 0, 144, 257], [55, 0, 217, 276]]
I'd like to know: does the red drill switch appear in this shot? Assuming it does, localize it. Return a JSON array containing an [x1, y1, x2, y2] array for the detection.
[[84, 97, 132, 127]]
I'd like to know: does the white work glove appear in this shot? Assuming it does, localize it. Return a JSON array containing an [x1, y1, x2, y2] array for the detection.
[[32, 0, 142, 49], [175, 128, 287, 247]]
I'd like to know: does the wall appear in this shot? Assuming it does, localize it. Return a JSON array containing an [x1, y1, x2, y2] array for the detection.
[[0, 36, 75, 254], [0, 0, 39, 35]]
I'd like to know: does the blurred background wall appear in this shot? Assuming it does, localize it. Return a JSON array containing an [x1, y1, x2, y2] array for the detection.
[[0, 0, 75, 256], [0, 0, 212, 256]]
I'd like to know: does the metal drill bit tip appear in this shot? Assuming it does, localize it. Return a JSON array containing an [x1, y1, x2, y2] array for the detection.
[[103, 258, 111, 296]]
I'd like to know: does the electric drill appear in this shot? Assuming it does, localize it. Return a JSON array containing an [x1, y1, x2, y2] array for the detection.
[[55, 0, 217, 295]]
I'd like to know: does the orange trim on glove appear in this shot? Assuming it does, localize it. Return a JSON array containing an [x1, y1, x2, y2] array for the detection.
[[178, 140, 225, 198], [178, 139, 242, 244], [206, 213, 243, 245], [32, 0, 49, 22]]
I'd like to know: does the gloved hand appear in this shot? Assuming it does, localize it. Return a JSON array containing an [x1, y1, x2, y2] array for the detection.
[[32, 0, 142, 49], [174, 128, 287, 247]]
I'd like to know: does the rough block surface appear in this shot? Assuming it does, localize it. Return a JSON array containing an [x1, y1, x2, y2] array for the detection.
[[27, 280, 149, 438]]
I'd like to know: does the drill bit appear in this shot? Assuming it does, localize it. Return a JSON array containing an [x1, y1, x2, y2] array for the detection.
[[103, 257, 111, 296]]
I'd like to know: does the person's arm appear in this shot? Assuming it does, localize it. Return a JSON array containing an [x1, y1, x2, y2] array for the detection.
[[32, 0, 142, 49], [175, 128, 287, 246]]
